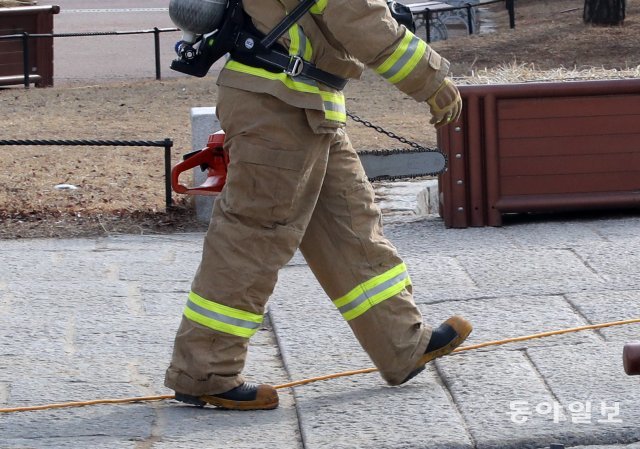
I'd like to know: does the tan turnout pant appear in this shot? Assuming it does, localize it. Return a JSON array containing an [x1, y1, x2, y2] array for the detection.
[[165, 87, 432, 395]]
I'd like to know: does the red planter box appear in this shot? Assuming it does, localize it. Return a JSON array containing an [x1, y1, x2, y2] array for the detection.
[[437, 79, 640, 228]]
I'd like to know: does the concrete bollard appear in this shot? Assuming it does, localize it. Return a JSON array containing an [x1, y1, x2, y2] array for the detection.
[[415, 179, 441, 216], [190, 107, 221, 223]]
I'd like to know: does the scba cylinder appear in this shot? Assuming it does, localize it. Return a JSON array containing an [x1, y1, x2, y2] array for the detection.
[[169, 0, 228, 42]]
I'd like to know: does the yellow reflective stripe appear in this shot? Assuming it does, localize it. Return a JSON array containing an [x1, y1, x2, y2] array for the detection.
[[341, 277, 410, 321], [289, 24, 301, 57], [320, 90, 346, 123], [225, 60, 320, 94], [324, 109, 346, 123], [184, 291, 263, 338], [225, 60, 345, 124], [310, 0, 327, 14], [303, 34, 313, 61], [388, 39, 426, 84], [288, 24, 313, 61], [375, 31, 427, 84], [333, 263, 412, 321], [376, 32, 414, 76]]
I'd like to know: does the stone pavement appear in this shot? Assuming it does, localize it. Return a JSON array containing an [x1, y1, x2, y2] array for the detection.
[[1, 210, 640, 449]]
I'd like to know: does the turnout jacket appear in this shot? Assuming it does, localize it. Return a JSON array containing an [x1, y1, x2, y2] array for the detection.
[[217, 0, 450, 130]]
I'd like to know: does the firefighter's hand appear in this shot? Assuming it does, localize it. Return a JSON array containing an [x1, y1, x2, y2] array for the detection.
[[427, 78, 462, 129]]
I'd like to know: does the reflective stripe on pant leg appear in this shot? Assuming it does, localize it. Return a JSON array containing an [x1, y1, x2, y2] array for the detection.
[[333, 262, 412, 321], [184, 291, 263, 339]]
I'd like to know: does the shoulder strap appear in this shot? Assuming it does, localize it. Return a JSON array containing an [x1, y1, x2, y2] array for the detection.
[[260, 0, 318, 48]]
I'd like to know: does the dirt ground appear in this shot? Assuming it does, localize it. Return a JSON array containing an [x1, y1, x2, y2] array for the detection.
[[1, 0, 639, 239]]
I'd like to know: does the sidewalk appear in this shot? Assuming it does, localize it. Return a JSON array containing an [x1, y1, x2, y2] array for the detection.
[[1, 211, 640, 449]]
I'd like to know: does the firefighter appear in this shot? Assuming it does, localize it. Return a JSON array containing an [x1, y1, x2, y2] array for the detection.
[[165, 0, 472, 410]]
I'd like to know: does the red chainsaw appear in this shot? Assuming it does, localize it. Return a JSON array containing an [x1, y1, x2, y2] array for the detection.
[[171, 131, 229, 196]]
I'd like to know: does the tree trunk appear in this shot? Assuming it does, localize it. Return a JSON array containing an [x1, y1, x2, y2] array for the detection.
[[584, 0, 626, 25]]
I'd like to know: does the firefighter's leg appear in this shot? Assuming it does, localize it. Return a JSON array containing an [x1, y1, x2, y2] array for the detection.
[[299, 129, 471, 385], [165, 88, 331, 403]]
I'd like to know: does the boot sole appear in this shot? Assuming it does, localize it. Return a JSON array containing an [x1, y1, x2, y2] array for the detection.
[[200, 393, 279, 411], [416, 317, 473, 367]]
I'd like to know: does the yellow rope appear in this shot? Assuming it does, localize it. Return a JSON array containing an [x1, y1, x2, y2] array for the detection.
[[1, 317, 638, 413]]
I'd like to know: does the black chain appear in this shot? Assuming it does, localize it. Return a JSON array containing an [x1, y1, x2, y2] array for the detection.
[[346, 110, 438, 152]]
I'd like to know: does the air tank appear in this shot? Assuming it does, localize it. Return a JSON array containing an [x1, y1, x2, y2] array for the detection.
[[169, 0, 228, 43]]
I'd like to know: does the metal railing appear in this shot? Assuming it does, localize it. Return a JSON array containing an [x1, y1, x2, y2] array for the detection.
[[0, 139, 175, 209], [411, 0, 516, 42], [0, 27, 179, 88]]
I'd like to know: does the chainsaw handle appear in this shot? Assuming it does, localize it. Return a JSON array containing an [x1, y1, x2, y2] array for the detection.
[[171, 147, 220, 195], [171, 132, 228, 196]]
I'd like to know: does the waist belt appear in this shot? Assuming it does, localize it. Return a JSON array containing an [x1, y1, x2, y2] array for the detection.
[[233, 32, 348, 91]]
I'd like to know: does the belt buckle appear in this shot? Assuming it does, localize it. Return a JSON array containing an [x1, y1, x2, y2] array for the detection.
[[284, 55, 304, 77]]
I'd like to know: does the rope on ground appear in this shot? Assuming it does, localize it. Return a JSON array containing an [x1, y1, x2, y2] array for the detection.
[[1, 318, 638, 413]]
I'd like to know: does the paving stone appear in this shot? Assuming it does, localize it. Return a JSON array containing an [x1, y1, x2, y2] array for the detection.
[[404, 253, 480, 303], [527, 342, 640, 447], [293, 376, 474, 449], [385, 217, 520, 255], [0, 382, 7, 405], [573, 241, 640, 291], [501, 219, 606, 249], [418, 295, 601, 351], [582, 215, 640, 243], [453, 248, 606, 297], [0, 405, 155, 440], [566, 291, 640, 342], [0, 436, 139, 449], [569, 443, 640, 449], [435, 349, 563, 449]]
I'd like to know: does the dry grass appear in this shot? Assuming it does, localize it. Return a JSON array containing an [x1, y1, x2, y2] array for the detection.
[[459, 62, 640, 84]]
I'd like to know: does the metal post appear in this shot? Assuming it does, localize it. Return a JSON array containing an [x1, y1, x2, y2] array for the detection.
[[154, 27, 161, 80], [466, 4, 474, 34], [164, 138, 173, 208], [425, 9, 431, 43], [506, 0, 516, 28], [22, 32, 30, 88]]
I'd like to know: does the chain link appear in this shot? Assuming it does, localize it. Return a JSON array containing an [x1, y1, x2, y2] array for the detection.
[[346, 111, 438, 152]]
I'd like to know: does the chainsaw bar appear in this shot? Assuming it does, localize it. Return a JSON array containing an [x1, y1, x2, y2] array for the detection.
[[347, 110, 447, 182], [357, 148, 447, 182]]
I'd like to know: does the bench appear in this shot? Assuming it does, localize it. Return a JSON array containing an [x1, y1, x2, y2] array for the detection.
[[402, 0, 480, 41]]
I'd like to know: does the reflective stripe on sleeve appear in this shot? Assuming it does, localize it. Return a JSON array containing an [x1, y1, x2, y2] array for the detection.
[[184, 291, 263, 338], [375, 31, 427, 84], [333, 263, 411, 321]]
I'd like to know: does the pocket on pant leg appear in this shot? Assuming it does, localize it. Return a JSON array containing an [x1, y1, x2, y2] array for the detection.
[[224, 142, 307, 224], [346, 180, 398, 264], [347, 180, 382, 235]]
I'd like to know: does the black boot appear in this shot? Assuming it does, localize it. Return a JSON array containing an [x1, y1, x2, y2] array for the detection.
[[175, 382, 279, 410], [401, 315, 472, 384]]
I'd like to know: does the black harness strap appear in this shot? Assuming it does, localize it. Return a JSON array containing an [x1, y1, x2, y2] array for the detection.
[[261, 0, 319, 48], [232, 0, 348, 90]]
